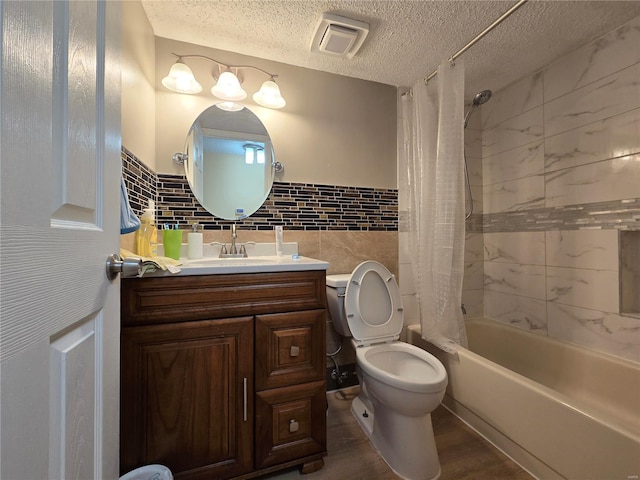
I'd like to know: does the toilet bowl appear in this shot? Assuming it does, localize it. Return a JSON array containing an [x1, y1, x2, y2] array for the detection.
[[326, 261, 447, 480]]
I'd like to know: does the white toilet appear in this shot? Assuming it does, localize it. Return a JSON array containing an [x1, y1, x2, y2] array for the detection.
[[326, 261, 448, 480]]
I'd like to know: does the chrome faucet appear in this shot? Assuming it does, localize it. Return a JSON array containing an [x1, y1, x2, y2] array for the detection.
[[218, 223, 248, 258], [230, 223, 238, 254]]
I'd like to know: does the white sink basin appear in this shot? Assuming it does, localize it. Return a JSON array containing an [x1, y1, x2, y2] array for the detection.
[[182, 257, 273, 266], [163, 255, 329, 276]]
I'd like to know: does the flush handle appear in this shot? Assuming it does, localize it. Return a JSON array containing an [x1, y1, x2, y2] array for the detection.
[[290, 345, 300, 357], [289, 419, 299, 433]]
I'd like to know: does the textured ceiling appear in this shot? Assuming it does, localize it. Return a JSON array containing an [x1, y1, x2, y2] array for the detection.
[[141, 0, 640, 97]]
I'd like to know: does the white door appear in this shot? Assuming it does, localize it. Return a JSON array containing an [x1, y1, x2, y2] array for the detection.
[[1, 1, 121, 479]]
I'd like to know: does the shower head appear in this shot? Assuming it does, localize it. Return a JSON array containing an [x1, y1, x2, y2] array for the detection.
[[464, 89, 492, 128], [472, 90, 492, 106]]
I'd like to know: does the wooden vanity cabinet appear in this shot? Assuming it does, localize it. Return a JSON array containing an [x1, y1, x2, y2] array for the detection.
[[120, 271, 328, 480], [120, 316, 254, 480], [254, 310, 327, 470]]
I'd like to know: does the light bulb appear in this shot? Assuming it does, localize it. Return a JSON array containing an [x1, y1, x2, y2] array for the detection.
[[161, 61, 202, 94], [253, 80, 286, 109], [211, 71, 247, 101]]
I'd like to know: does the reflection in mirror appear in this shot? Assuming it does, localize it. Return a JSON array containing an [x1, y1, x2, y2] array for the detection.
[[183, 105, 276, 220]]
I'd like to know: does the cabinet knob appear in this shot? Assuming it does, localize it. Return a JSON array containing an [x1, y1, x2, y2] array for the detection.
[[289, 419, 299, 433], [290, 345, 300, 357]]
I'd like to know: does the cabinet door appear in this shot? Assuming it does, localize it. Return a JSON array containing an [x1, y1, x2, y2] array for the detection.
[[255, 381, 327, 469], [255, 310, 326, 390], [121, 317, 253, 480]]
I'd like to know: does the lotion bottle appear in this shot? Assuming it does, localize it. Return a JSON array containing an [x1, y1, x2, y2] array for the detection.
[[135, 199, 157, 257], [187, 223, 203, 259], [275, 225, 283, 257]]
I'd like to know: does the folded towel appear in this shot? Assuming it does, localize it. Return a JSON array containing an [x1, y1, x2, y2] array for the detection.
[[120, 248, 182, 276]]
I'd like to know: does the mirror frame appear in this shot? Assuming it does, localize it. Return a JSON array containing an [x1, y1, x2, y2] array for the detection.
[[181, 105, 278, 220]]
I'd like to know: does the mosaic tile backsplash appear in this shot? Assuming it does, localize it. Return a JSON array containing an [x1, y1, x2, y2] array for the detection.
[[122, 147, 398, 231], [122, 147, 156, 213]]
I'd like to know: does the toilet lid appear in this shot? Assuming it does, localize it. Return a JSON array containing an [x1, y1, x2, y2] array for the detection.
[[344, 261, 403, 346]]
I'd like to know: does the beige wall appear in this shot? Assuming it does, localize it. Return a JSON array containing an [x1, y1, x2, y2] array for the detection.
[[154, 37, 397, 189], [121, 1, 156, 168], [121, 4, 399, 372]]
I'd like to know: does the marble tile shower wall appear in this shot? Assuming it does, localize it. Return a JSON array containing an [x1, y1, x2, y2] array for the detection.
[[463, 116, 484, 320], [478, 16, 640, 363]]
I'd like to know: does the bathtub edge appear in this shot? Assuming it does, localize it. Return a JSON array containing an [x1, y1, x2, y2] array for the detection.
[[442, 395, 562, 480]]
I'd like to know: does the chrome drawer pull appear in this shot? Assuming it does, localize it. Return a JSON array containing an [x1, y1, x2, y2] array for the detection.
[[243, 377, 247, 422], [290, 345, 300, 357]]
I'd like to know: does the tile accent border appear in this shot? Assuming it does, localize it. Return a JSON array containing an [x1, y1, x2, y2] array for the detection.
[[124, 146, 636, 234], [122, 146, 398, 231], [482, 198, 640, 232]]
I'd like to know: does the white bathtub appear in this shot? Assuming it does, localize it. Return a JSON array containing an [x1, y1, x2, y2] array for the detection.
[[407, 318, 640, 480]]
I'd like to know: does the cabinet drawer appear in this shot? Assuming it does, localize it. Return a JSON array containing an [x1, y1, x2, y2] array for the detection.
[[255, 381, 327, 469], [121, 270, 327, 326], [255, 310, 326, 390]]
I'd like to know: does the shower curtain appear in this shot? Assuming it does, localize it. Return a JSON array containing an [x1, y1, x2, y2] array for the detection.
[[404, 59, 468, 353]]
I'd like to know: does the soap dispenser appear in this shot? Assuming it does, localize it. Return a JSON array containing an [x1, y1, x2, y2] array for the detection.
[[187, 223, 203, 259], [135, 199, 157, 257]]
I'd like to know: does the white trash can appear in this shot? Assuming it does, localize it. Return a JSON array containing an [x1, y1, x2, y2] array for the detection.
[[120, 464, 173, 480]]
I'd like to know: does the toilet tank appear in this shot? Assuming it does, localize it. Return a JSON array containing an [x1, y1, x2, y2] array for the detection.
[[326, 274, 352, 337]]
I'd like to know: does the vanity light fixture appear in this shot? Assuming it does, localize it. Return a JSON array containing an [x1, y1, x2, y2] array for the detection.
[[161, 60, 203, 94], [215, 101, 245, 112], [211, 70, 247, 101], [253, 80, 286, 109], [162, 53, 287, 109]]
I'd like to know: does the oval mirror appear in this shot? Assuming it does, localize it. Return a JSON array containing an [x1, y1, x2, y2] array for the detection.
[[183, 105, 276, 220]]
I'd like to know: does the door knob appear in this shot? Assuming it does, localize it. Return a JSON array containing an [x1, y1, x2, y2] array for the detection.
[[106, 254, 141, 280]]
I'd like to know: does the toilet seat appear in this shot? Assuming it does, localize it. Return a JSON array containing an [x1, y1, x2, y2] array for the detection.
[[344, 261, 403, 346]]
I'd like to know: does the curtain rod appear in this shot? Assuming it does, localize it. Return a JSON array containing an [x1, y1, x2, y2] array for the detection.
[[424, 0, 529, 83]]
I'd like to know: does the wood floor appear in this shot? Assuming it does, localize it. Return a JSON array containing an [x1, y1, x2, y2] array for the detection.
[[262, 386, 533, 480]]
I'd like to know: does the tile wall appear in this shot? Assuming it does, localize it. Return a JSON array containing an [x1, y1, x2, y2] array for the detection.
[[155, 174, 397, 231], [400, 15, 639, 363], [477, 16, 640, 363], [122, 148, 397, 233], [122, 147, 156, 213]]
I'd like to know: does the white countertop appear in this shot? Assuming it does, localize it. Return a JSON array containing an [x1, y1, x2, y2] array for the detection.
[[146, 255, 329, 276]]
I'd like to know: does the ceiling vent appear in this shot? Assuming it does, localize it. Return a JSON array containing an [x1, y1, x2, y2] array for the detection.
[[310, 13, 369, 59]]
